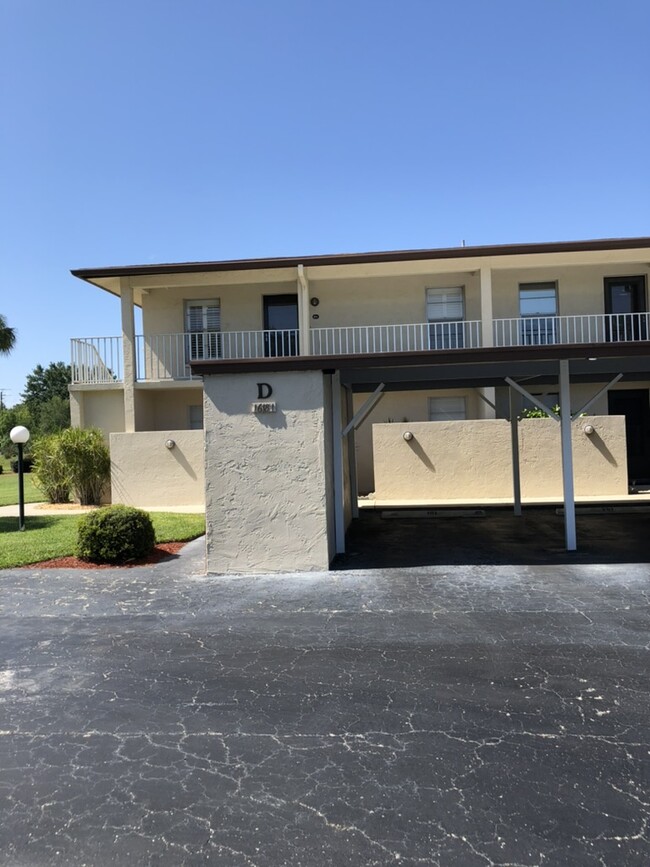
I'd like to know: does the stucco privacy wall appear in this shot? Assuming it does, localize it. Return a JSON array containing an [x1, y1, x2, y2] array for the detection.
[[203, 370, 333, 573], [110, 430, 204, 508], [372, 417, 627, 501], [70, 388, 125, 437], [353, 389, 481, 493]]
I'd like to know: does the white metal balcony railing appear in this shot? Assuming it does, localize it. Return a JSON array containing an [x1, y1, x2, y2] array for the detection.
[[70, 313, 650, 384], [493, 312, 650, 347], [310, 321, 482, 355], [71, 337, 124, 384]]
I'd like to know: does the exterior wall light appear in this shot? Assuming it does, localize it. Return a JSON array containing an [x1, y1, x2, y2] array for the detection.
[[165, 439, 176, 449], [583, 424, 595, 436], [403, 431, 414, 442], [9, 425, 30, 531]]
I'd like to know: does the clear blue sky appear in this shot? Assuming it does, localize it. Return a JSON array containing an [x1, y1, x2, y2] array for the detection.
[[1, 0, 649, 406]]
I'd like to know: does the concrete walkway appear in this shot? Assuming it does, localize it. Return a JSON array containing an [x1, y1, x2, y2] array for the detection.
[[0, 545, 648, 865], [0, 502, 205, 517]]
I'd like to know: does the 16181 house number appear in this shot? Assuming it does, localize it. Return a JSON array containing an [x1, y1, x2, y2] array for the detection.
[[252, 383, 276, 413]]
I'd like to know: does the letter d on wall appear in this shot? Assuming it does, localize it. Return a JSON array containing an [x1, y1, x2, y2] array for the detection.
[[257, 383, 273, 400]]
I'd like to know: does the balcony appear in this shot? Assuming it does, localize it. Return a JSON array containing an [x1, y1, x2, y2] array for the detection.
[[70, 312, 650, 385]]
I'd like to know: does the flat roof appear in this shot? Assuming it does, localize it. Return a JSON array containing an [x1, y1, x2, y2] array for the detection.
[[71, 236, 650, 281]]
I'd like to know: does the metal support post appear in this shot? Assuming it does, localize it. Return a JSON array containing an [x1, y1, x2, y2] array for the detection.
[[559, 359, 577, 551], [509, 388, 522, 517]]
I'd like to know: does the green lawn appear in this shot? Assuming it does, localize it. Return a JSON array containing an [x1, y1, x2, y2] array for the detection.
[[0, 512, 205, 569], [0, 471, 42, 507]]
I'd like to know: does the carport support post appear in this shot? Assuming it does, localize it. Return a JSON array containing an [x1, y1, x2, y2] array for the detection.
[[344, 386, 359, 519], [559, 359, 577, 551], [509, 388, 522, 516]]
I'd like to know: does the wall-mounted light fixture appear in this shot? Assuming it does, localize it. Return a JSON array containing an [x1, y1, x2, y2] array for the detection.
[[403, 431, 414, 442], [165, 439, 176, 449]]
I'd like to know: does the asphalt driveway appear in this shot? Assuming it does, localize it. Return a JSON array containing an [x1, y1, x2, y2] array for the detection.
[[1, 538, 649, 865]]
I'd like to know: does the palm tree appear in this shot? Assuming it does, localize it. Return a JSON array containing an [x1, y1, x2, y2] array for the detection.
[[0, 315, 16, 355]]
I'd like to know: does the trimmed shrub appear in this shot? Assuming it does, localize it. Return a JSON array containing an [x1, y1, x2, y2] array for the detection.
[[32, 435, 72, 503], [57, 427, 110, 505], [76, 505, 156, 564], [10, 456, 33, 473]]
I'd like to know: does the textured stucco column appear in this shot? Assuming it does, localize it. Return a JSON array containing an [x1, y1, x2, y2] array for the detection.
[[479, 265, 494, 347], [203, 370, 333, 573], [120, 277, 136, 433], [69, 390, 84, 428], [297, 265, 311, 356]]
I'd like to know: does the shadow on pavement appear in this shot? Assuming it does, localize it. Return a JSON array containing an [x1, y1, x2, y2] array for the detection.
[[335, 506, 650, 569]]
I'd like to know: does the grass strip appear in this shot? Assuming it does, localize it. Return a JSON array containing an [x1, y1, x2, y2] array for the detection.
[[0, 472, 42, 507], [0, 512, 205, 569]]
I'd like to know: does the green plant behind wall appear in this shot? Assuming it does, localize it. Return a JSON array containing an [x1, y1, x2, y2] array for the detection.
[[32, 434, 72, 503], [57, 427, 110, 505]]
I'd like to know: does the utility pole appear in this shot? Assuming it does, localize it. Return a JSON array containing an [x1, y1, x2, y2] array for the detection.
[[0, 389, 8, 411]]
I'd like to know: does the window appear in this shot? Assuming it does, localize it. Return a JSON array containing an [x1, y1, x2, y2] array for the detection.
[[519, 282, 558, 345], [185, 300, 221, 360], [189, 404, 204, 430], [428, 396, 467, 421], [426, 287, 465, 349]]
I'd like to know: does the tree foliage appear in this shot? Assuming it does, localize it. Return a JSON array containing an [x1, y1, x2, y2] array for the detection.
[[21, 362, 71, 412], [0, 404, 34, 459], [1, 362, 72, 459], [0, 315, 16, 355]]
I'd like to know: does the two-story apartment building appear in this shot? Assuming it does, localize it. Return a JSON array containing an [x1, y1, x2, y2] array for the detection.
[[70, 237, 650, 571]]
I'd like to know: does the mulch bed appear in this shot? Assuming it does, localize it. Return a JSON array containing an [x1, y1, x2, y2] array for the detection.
[[22, 542, 186, 569]]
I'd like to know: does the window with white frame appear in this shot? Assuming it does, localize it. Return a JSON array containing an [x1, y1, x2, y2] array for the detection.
[[188, 404, 204, 430], [426, 287, 465, 349], [428, 396, 467, 421], [519, 282, 558, 345], [185, 300, 221, 360]]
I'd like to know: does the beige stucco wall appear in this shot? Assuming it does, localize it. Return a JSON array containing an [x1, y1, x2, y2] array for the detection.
[[203, 370, 333, 573], [491, 264, 650, 319], [310, 271, 481, 328], [372, 416, 627, 501], [110, 429, 205, 508], [135, 260, 650, 345], [133, 386, 203, 431], [70, 388, 126, 437], [141, 280, 298, 337], [354, 389, 481, 493]]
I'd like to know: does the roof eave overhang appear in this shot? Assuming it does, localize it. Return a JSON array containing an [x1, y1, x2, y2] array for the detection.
[[70, 236, 650, 289]]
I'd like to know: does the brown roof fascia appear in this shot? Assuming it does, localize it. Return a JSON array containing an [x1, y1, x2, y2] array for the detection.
[[189, 341, 650, 377], [71, 236, 650, 281]]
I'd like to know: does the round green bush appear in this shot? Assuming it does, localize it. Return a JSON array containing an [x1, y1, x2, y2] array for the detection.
[[76, 505, 156, 564]]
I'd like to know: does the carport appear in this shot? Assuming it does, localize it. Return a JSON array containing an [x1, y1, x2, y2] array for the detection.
[[192, 341, 649, 573]]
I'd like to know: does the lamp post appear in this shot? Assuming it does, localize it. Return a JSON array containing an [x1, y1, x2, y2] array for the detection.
[[9, 425, 30, 531]]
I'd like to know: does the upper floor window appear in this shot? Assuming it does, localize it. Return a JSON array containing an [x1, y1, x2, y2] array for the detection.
[[519, 282, 558, 345], [426, 287, 465, 349], [428, 396, 467, 421], [185, 300, 221, 360]]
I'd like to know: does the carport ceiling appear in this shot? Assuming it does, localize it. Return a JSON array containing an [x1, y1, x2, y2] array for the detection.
[[342, 354, 650, 392], [191, 342, 650, 393]]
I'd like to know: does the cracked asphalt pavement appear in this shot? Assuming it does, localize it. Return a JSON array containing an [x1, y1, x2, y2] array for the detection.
[[1, 535, 649, 865]]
